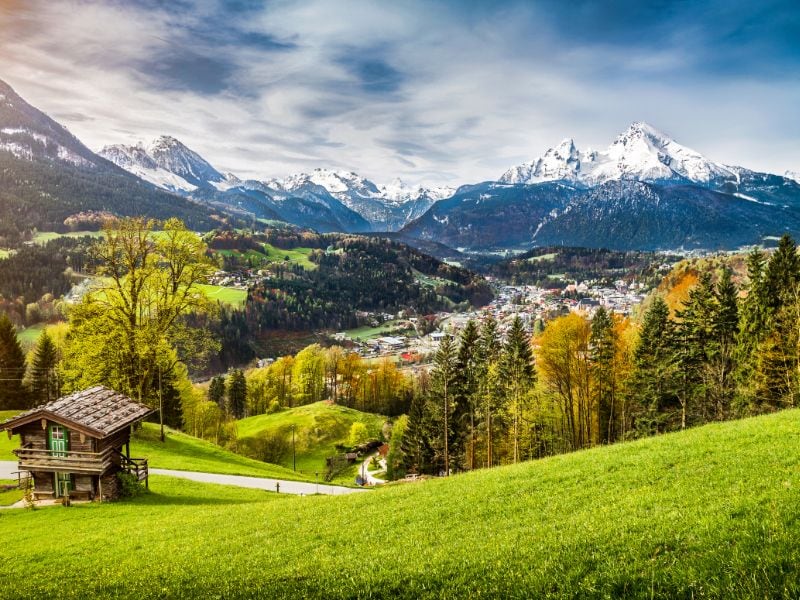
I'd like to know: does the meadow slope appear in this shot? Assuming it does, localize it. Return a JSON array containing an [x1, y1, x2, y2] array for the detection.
[[1, 410, 799, 598]]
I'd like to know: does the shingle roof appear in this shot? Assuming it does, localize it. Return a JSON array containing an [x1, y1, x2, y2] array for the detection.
[[0, 386, 154, 438]]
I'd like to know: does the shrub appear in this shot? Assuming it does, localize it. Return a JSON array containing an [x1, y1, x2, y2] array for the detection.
[[118, 472, 145, 498]]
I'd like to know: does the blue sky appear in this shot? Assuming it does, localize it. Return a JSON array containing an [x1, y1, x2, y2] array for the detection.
[[0, 0, 798, 185]]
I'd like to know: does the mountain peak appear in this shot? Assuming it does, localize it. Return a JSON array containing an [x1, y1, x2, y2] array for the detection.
[[501, 122, 736, 186]]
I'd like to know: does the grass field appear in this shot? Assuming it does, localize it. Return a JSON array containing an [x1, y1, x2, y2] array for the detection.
[[236, 402, 386, 481], [131, 423, 310, 481], [344, 319, 415, 341], [1, 409, 799, 598], [17, 323, 47, 348], [261, 243, 316, 270], [31, 231, 105, 244], [198, 284, 247, 308]]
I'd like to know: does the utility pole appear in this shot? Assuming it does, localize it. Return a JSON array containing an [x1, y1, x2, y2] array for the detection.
[[159, 364, 165, 443]]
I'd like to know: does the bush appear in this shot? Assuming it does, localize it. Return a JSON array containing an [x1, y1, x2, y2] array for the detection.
[[118, 472, 145, 498], [241, 430, 291, 464], [266, 399, 281, 414], [348, 422, 369, 447]]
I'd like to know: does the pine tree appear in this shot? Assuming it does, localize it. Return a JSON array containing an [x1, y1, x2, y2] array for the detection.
[[28, 330, 58, 406], [227, 369, 247, 419], [708, 268, 738, 419], [753, 236, 800, 410], [208, 375, 226, 409], [453, 320, 480, 469], [590, 307, 617, 442], [0, 314, 28, 409], [674, 272, 716, 427], [476, 316, 502, 467], [631, 297, 676, 434], [401, 390, 430, 475], [427, 334, 458, 475], [502, 316, 535, 463]]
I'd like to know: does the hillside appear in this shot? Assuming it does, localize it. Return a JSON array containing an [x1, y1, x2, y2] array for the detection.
[[130, 423, 310, 481], [2, 409, 800, 598], [0, 79, 217, 240], [236, 401, 386, 480]]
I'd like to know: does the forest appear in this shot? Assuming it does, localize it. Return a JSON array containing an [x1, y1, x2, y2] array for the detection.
[[488, 245, 677, 288]]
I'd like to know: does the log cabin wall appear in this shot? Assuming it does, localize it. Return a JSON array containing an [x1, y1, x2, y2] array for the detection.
[[18, 422, 47, 450], [68, 429, 95, 453], [96, 428, 131, 454], [31, 471, 54, 500]]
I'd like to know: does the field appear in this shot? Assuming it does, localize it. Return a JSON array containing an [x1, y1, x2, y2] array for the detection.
[[2, 409, 799, 597], [214, 244, 316, 270], [261, 243, 316, 270], [31, 230, 105, 244], [17, 323, 46, 348], [344, 319, 415, 341], [130, 423, 309, 481], [197, 284, 247, 308], [236, 401, 386, 481]]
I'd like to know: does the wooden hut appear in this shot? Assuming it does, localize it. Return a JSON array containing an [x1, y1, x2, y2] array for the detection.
[[0, 386, 153, 501]]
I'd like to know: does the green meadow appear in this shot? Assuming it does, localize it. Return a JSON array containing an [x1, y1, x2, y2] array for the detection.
[[236, 401, 386, 481], [2, 409, 797, 598]]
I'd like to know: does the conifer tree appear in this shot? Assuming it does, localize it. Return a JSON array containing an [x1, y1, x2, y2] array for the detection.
[[453, 319, 480, 469], [208, 375, 226, 409], [631, 297, 676, 434], [476, 316, 502, 467], [0, 314, 28, 409], [227, 369, 247, 419], [753, 236, 800, 410], [502, 316, 535, 463], [590, 307, 618, 442], [674, 272, 716, 427], [401, 390, 430, 474], [709, 268, 738, 419], [427, 334, 458, 475], [28, 330, 58, 406]]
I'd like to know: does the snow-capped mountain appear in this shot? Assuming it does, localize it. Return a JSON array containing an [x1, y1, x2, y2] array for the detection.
[[275, 168, 453, 229], [0, 78, 215, 231], [787, 171, 800, 185], [500, 122, 737, 186], [100, 136, 226, 193]]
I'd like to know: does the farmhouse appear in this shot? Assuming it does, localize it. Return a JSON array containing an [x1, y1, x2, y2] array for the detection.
[[0, 386, 153, 502]]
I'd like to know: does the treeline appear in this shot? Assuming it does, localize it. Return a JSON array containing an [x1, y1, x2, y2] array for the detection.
[[386, 234, 800, 478], [489, 246, 674, 288], [197, 344, 413, 422]]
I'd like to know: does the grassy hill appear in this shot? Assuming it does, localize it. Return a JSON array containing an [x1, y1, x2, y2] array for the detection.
[[236, 401, 386, 480], [130, 423, 309, 481], [3, 410, 800, 598]]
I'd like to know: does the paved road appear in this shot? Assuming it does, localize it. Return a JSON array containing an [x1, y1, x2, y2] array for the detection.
[[150, 468, 368, 496], [0, 461, 367, 497]]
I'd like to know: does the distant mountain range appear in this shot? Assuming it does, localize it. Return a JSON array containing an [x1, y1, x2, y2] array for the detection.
[[99, 139, 453, 232], [1, 77, 799, 252]]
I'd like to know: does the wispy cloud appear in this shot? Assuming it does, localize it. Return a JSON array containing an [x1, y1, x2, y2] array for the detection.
[[0, 0, 797, 185]]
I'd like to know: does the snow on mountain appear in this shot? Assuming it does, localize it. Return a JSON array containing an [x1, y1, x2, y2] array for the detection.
[[147, 135, 224, 187], [379, 177, 455, 204], [500, 122, 737, 186], [99, 142, 198, 193], [786, 171, 800, 184]]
